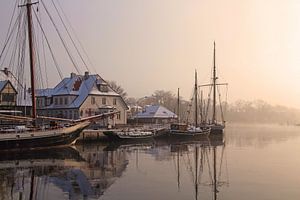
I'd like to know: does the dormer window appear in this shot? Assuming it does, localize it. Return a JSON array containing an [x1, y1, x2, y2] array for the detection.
[[99, 83, 108, 92]]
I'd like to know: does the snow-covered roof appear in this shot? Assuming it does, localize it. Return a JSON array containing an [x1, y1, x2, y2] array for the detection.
[[37, 73, 125, 109], [134, 105, 178, 119], [0, 80, 8, 92], [36, 88, 54, 97], [0, 68, 32, 106]]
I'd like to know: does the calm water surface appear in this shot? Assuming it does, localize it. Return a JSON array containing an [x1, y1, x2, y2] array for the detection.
[[1, 124, 300, 200]]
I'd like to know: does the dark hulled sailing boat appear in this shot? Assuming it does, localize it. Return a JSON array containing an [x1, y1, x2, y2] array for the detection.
[[199, 42, 228, 134], [210, 42, 226, 134], [0, 0, 95, 149]]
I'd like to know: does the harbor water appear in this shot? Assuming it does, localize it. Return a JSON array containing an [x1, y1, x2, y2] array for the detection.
[[1, 123, 300, 200]]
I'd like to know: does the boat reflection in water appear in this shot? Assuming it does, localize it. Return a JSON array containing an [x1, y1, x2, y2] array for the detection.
[[0, 135, 228, 200], [0, 145, 128, 200], [170, 135, 229, 200]]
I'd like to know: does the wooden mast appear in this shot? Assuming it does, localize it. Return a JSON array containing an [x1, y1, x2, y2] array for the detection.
[[195, 70, 198, 127], [212, 41, 217, 123], [177, 88, 180, 123], [26, 0, 37, 119], [200, 90, 203, 124]]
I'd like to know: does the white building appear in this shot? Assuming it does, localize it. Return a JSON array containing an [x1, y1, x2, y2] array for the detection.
[[133, 105, 177, 124], [36, 72, 128, 125]]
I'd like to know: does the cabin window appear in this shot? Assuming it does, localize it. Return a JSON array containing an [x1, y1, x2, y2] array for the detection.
[[113, 98, 117, 105], [91, 97, 95, 105], [102, 98, 106, 105]]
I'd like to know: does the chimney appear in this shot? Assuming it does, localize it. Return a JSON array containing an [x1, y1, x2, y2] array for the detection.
[[84, 71, 89, 80], [70, 72, 76, 78], [3, 68, 8, 76]]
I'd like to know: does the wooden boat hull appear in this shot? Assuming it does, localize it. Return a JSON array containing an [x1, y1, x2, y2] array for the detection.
[[169, 129, 210, 138], [0, 121, 90, 150], [209, 124, 225, 134]]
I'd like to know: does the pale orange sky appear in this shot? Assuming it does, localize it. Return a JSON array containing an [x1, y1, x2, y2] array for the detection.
[[1, 0, 300, 107]]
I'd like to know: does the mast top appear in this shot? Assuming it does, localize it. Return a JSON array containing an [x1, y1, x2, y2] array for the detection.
[[18, 1, 39, 7]]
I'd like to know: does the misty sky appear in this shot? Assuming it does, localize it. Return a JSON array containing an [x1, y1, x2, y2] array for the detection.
[[1, 0, 300, 108]]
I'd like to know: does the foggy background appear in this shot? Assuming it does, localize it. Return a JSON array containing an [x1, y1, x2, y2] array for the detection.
[[1, 0, 300, 111]]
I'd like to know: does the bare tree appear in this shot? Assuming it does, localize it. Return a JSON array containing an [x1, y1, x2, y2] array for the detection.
[[107, 80, 127, 100]]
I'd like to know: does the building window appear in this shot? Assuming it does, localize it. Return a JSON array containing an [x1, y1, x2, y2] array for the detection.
[[64, 97, 68, 105], [75, 111, 79, 119], [2, 93, 14, 102], [113, 98, 117, 105], [102, 98, 106, 105], [54, 98, 58, 105], [80, 110, 83, 117], [117, 113, 121, 120], [59, 97, 63, 105], [91, 97, 95, 105], [99, 84, 108, 92]]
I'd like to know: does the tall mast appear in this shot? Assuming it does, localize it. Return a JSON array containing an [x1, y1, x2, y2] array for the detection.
[[212, 41, 217, 123], [195, 70, 198, 127], [26, 0, 37, 119], [177, 88, 180, 123], [200, 90, 203, 123]]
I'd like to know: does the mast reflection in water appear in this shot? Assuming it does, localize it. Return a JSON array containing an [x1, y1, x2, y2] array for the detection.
[[0, 135, 228, 200]]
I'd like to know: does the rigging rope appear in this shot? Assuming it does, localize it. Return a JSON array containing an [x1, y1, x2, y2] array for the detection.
[[32, 9, 64, 80], [217, 86, 225, 123], [41, 0, 82, 75], [51, 0, 90, 73], [0, 0, 18, 64], [55, 0, 98, 74], [0, 10, 23, 67]]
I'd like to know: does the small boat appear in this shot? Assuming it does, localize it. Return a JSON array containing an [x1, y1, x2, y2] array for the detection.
[[103, 128, 157, 140]]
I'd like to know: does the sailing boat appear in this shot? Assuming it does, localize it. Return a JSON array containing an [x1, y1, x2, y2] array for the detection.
[[0, 0, 108, 149], [200, 42, 228, 134], [170, 71, 210, 137]]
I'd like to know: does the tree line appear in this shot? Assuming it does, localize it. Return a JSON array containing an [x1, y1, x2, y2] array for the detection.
[[108, 81, 300, 125]]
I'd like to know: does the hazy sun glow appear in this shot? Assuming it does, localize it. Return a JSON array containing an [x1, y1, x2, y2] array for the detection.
[[1, 0, 300, 107]]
